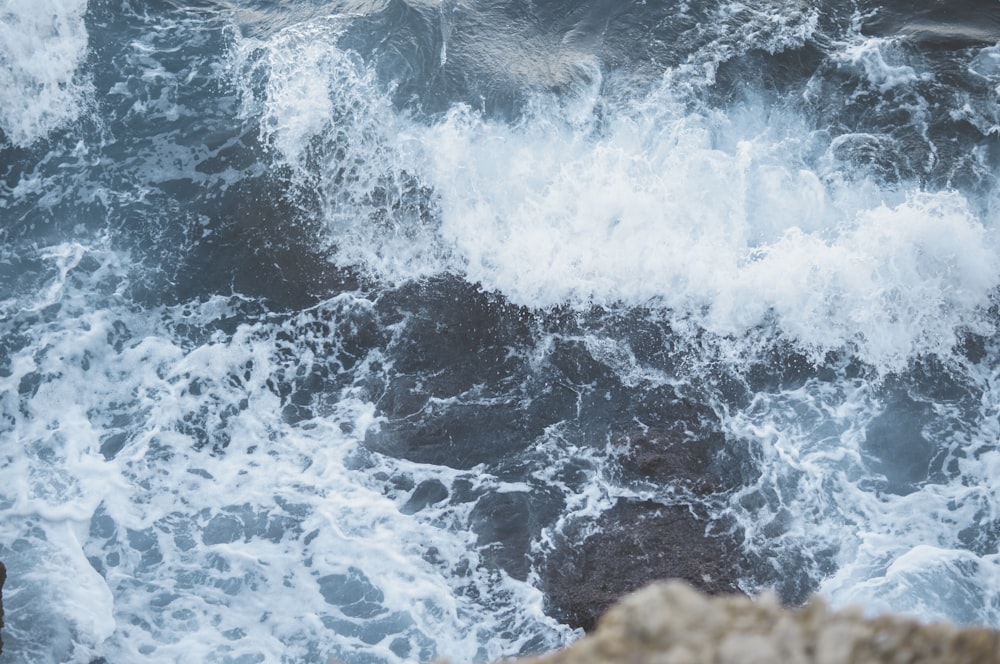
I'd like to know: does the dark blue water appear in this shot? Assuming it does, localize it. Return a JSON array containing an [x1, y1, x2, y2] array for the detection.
[[4, 1, 1000, 661]]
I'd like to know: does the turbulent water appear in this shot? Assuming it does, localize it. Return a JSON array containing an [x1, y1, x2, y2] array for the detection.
[[4, 0, 1000, 661]]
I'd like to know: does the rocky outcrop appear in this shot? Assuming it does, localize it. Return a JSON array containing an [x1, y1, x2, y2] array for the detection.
[[541, 499, 743, 632], [517, 580, 1000, 664], [540, 426, 758, 631], [1, 560, 5, 656]]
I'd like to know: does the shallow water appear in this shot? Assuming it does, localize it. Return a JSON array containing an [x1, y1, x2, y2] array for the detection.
[[3, 0, 1000, 662]]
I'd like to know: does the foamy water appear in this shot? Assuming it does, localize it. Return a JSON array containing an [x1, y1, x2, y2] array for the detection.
[[0, 0, 91, 146], [3, 0, 1000, 662]]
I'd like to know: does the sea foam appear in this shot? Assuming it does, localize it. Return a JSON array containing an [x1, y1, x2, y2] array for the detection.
[[423, 97, 999, 372], [236, 14, 999, 373], [0, 0, 91, 146]]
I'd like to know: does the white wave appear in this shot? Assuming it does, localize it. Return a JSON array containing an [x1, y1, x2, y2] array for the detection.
[[235, 11, 1000, 372], [231, 19, 456, 282], [824, 545, 1000, 626], [719, 359, 1000, 628], [423, 97, 999, 372], [0, 0, 91, 146], [839, 37, 929, 93]]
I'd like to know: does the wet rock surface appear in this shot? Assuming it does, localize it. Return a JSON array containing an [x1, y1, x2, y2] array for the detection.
[[1, 560, 5, 656], [610, 424, 733, 493], [514, 580, 1000, 664], [541, 425, 758, 632], [541, 498, 743, 632], [358, 281, 815, 637]]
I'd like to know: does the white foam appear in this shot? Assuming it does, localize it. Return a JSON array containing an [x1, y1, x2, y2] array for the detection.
[[718, 362, 1000, 628], [824, 545, 1000, 626], [232, 18, 348, 169], [421, 95, 998, 372], [0, 243, 576, 662], [231, 19, 454, 282], [236, 16, 1000, 372], [217, 11, 1000, 646], [0, 0, 91, 146], [839, 37, 928, 93]]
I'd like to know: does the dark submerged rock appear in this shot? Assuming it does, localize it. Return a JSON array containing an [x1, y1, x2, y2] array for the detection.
[[541, 423, 778, 632], [542, 498, 744, 632], [1, 559, 5, 656], [400, 479, 449, 515], [364, 278, 575, 469], [470, 488, 566, 582], [611, 425, 724, 494]]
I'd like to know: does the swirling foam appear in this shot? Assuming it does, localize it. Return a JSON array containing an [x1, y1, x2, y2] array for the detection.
[[234, 13, 1000, 373], [0, 0, 91, 146]]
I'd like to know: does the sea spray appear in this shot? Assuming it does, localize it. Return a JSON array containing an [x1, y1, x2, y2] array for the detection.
[[3, 1, 1000, 662], [0, 0, 91, 146]]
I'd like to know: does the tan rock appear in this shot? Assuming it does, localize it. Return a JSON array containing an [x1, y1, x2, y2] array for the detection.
[[511, 581, 1000, 664]]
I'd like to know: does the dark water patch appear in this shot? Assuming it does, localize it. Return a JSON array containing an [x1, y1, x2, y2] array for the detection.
[[864, 391, 936, 496], [337, 0, 448, 114], [742, 345, 856, 394], [400, 479, 449, 514], [339, 0, 597, 118], [334, 0, 743, 119], [861, 359, 990, 497], [99, 432, 131, 460], [362, 280, 749, 471], [958, 512, 1000, 557], [273, 310, 388, 425], [160, 174, 361, 310], [711, 42, 828, 104], [0, 140, 115, 247], [367, 398, 560, 468], [469, 487, 565, 582], [746, 537, 837, 606], [0, 558, 5, 657], [317, 568, 384, 618], [823, 30, 998, 190], [862, 0, 1000, 49], [373, 278, 535, 385], [0, 540, 77, 663], [364, 278, 575, 468]]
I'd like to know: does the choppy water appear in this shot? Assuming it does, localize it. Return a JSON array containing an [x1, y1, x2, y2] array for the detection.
[[4, 0, 1000, 661]]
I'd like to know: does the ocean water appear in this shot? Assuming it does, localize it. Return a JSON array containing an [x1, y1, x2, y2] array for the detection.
[[4, 0, 1000, 661]]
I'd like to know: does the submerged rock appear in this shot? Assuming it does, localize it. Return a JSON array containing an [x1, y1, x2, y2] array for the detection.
[[611, 426, 722, 493], [1, 560, 5, 656], [516, 580, 1000, 664], [541, 499, 743, 632], [541, 426, 754, 632]]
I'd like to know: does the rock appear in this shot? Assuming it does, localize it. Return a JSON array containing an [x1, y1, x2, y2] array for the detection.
[[1, 560, 5, 656], [540, 425, 755, 632], [540, 499, 744, 632], [516, 580, 1000, 664], [610, 426, 724, 494]]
